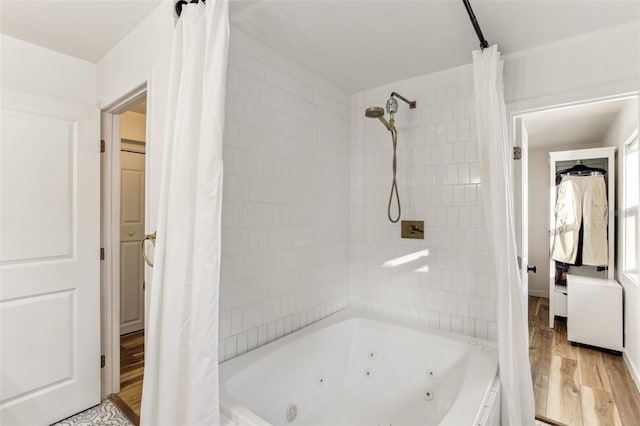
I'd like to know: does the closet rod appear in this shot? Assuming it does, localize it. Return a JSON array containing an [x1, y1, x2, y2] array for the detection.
[[462, 0, 489, 49]]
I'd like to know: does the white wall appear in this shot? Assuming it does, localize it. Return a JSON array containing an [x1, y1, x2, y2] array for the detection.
[[527, 141, 605, 298], [1, 34, 96, 105], [217, 30, 351, 361], [603, 99, 640, 389], [96, 7, 173, 389], [503, 22, 639, 105], [97, 2, 173, 238], [350, 65, 497, 339]]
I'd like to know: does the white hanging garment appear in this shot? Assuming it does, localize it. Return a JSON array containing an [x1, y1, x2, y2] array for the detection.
[[473, 45, 535, 426], [140, 1, 229, 425], [551, 174, 608, 266]]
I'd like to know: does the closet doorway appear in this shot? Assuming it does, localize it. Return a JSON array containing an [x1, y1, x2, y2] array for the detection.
[[100, 86, 149, 423], [514, 94, 640, 426], [117, 99, 147, 418]]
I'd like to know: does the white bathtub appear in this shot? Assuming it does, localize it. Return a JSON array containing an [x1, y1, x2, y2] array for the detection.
[[219, 309, 500, 426]]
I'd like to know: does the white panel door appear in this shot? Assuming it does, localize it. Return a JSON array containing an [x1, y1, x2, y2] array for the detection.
[[0, 90, 100, 425], [120, 151, 145, 335]]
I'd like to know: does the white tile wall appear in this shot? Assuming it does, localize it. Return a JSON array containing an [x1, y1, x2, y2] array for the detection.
[[220, 35, 499, 360], [218, 34, 351, 361], [349, 65, 498, 340]]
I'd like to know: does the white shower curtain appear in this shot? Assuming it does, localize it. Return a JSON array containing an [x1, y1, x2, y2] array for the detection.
[[473, 45, 535, 426], [140, 1, 228, 425]]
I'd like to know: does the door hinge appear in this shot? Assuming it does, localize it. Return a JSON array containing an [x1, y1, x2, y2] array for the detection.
[[101, 355, 106, 368], [100, 139, 106, 153], [100, 247, 105, 260], [513, 146, 522, 160]]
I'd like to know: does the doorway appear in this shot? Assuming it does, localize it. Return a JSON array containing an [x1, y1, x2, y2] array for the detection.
[[117, 99, 147, 417], [100, 85, 149, 424], [515, 94, 640, 425]]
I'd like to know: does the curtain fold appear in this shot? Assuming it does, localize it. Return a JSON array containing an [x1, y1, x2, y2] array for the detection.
[[140, 2, 229, 425], [473, 45, 535, 426]]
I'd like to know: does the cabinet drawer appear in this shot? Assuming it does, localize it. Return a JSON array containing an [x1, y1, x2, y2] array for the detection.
[[554, 291, 567, 317]]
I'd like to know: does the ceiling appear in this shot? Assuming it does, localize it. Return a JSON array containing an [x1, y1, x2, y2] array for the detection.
[[1, 1, 639, 92], [230, 1, 640, 91], [522, 98, 635, 149], [0, 0, 162, 63]]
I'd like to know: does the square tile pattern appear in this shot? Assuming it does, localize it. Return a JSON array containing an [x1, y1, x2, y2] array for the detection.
[[219, 40, 352, 362], [349, 68, 497, 340], [218, 39, 497, 363]]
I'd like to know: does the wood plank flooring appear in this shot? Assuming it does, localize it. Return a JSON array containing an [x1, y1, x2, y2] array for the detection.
[[529, 296, 640, 426], [117, 330, 144, 424]]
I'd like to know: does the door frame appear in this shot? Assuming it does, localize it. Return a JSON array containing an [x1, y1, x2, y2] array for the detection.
[[101, 83, 147, 398], [506, 79, 639, 297], [512, 116, 530, 296]]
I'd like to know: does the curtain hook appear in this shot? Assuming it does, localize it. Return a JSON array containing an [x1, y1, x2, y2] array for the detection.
[[175, 0, 187, 17]]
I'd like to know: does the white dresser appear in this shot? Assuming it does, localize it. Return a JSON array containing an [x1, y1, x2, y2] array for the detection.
[[567, 274, 623, 351]]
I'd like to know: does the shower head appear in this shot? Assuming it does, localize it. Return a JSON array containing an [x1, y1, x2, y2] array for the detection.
[[365, 107, 385, 118], [365, 106, 394, 131]]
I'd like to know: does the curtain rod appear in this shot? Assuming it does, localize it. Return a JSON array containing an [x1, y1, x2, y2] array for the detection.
[[462, 0, 489, 49], [175, 0, 206, 17], [175, 0, 490, 48]]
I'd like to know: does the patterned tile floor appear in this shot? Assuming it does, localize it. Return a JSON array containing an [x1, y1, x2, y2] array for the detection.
[[51, 399, 553, 426], [52, 400, 133, 426]]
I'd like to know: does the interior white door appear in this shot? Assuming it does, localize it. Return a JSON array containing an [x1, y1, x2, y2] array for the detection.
[[0, 90, 100, 425], [514, 118, 530, 294], [120, 151, 145, 335]]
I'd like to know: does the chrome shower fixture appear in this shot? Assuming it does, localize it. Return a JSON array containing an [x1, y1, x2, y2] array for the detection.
[[363, 91, 417, 223], [386, 96, 398, 115], [364, 92, 417, 131]]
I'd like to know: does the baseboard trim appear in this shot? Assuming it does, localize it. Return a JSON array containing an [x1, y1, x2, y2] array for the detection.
[[623, 350, 640, 393], [528, 289, 548, 298]]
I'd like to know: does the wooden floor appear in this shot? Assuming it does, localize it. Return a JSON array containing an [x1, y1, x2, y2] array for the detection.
[[117, 330, 144, 423], [529, 296, 640, 426]]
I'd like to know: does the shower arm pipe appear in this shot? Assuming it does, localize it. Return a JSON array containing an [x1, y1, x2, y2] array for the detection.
[[378, 116, 395, 131], [461, 0, 489, 49], [390, 92, 417, 109]]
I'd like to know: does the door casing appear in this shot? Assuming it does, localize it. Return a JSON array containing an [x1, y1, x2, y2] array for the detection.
[[100, 83, 148, 398]]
